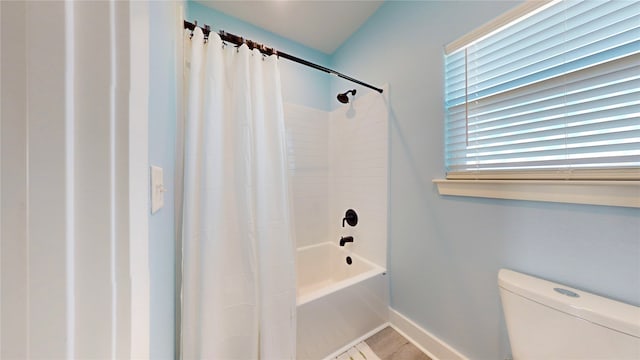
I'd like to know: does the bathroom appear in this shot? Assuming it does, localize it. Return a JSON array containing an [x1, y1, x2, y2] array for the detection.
[[1, 1, 639, 359]]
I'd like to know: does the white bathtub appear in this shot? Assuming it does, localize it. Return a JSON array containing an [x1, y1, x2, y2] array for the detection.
[[296, 242, 389, 360]]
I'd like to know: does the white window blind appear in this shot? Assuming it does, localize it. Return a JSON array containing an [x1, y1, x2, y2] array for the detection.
[[444, 0, 640, 179]]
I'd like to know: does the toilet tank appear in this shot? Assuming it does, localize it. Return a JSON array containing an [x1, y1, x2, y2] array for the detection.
[[499, 269, 640, 360]]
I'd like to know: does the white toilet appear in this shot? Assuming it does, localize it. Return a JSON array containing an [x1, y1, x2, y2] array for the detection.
[[499, 269, 640, 359]]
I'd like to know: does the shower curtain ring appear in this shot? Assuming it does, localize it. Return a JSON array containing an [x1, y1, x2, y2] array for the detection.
[[204, 24, 211, 43], [189, 20, 197, 39]]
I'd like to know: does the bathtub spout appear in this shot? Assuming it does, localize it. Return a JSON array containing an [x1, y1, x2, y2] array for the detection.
[[339, 236, 354, 246]]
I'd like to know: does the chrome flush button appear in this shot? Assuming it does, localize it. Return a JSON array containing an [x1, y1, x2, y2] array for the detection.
[[554, 287, 580, 298]]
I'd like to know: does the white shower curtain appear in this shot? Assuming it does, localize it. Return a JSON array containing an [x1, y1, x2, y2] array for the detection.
[[181, 27, 296, 360]]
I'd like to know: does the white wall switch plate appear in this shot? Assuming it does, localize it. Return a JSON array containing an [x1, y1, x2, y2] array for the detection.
[[150, 165, 165, 214]]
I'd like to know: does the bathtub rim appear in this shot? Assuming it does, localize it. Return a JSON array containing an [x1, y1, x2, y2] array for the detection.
[[296, 242, 386, 306]]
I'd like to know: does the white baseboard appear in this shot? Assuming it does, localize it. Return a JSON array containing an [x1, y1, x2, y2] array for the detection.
[[389, 308, 468, 360]]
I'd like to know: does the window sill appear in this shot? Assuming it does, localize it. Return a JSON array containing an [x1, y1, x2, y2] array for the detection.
[[433, 179, 640, 208]]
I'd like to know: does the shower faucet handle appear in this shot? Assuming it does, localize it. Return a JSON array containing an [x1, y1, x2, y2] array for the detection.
[[342, 209, 358, 227]]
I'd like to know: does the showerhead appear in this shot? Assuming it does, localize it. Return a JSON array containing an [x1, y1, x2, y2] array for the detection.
[[337, 89, 357, 104]]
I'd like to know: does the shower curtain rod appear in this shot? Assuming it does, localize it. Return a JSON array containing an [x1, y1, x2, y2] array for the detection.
[[184, 20, 383, 94]]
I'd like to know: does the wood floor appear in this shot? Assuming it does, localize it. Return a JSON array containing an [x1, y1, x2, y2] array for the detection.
[[364, 327, 431, 360]]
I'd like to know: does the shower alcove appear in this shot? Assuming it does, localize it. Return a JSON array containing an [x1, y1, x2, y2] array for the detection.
[[285, 85, 390, 359]]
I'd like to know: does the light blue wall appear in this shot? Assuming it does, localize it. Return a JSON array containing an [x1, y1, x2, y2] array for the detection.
[[148, 2, 178, 359], [186, 1, 332, 111], [331, 2, 640, 359]]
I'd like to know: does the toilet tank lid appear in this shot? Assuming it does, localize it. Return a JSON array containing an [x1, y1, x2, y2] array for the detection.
[[498, 269, 640, 338]]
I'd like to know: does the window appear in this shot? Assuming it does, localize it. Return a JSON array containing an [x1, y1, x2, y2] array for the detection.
[[444, 0, 640, 180]]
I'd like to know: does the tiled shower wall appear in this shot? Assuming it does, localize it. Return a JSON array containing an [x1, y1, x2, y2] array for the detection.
[[329, 88, 389, 268], [285, 88, 389, 268], [284, 103, 329, 248]]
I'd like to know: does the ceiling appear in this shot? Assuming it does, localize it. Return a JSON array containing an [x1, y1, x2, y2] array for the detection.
[[196, 1, 384, 54]]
